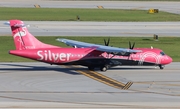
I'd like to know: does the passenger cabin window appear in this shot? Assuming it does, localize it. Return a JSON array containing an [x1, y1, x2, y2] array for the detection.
[[160, 51, 165, 56]]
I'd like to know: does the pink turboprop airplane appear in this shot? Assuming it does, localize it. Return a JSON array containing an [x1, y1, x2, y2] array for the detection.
[[5, 20, 172, 71]]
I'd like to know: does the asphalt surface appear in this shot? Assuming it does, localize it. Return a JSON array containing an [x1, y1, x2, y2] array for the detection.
[[1, 21, 180, 37], [0, 62, 180, 108], [1, 0, 180, 14], [1, 0, 180, 37]]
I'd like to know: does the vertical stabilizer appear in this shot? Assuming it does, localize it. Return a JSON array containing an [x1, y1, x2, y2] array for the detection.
[[8, 20, 59, 50]]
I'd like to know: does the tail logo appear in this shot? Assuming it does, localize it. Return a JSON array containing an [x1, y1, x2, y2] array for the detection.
[[13, 27, 26, 39]]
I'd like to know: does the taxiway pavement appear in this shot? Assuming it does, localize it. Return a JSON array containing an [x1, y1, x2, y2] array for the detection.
[[0, 62, 179, 108], [1, 0, 180, 14], [1, 21, 180, 37], [1, 0, 180, 37]]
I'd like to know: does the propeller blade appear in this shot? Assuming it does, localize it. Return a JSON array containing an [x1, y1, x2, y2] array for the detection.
[[128, 41, 136, 59], [129, 41, 131, 49], [129, 41, 135, 49], [104, 38, 110, 46], [107, 38, 110, 46], [131, 42, 135, 49], [104, 39, 107, 46]]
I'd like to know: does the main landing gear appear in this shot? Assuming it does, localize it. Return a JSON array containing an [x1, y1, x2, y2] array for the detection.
[[159, 65, 165, 69], [100, 65, 108, 72], [88, 65, 109, 72]]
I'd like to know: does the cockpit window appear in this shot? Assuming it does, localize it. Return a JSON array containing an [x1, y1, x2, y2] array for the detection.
[[160, 51, 165, 56]]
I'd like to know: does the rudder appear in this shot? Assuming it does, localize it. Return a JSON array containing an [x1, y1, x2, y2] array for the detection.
[[8, 20, 59, 50]]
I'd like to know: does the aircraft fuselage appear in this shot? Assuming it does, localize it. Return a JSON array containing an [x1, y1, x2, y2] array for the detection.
[[9, 47, 172, 67]]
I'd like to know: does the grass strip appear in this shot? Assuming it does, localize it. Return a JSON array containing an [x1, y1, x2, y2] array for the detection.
[[1, 8, 180, 21]]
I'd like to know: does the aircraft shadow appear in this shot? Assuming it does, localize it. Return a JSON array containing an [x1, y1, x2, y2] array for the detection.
[[109, 67, 155, 70], [0, 63, 156, 74], [0, 63, 87, 75]]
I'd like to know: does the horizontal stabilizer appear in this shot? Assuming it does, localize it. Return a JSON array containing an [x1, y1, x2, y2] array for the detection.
[[4, 22, 10, 26], [4, 21, 29, 27]]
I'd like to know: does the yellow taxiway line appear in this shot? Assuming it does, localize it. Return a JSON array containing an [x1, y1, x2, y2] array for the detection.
[[77, 70, 133, 90]]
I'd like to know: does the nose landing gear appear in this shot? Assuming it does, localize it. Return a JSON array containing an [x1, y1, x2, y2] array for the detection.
[[159, 65, 165, 69]]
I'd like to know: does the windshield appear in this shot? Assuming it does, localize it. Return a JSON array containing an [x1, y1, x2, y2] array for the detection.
[[160, 51, 165, 56]]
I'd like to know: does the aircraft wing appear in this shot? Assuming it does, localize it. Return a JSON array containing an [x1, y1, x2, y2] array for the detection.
[[57, 38, 141, 55]]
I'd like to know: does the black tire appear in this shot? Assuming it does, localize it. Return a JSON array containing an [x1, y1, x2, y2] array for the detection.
[[159, 65, 164, 69], [100, 66, 108, 72]]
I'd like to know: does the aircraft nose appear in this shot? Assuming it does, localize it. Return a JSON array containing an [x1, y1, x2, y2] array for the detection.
[[168, 56, 173, 64], [161, 55, 172, 65]]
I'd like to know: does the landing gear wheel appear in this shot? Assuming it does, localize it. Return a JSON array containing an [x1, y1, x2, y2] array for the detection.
[[100, 66, 108, 72], [159, 65, 164, 69], [88, 66, 94, 71]]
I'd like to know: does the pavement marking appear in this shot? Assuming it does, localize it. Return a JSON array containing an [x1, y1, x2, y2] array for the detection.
[[61, 65, 133, 90], [97, 6, 104, 9], [34, 4, 40, 8], [76, 70, 133, 89], [123, 81, 133, 90]]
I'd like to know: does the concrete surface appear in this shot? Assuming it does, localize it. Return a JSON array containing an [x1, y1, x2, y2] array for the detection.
[[0, 62, 179, 108], [0, 0, 180, 14], [1, 21, 180, 37]]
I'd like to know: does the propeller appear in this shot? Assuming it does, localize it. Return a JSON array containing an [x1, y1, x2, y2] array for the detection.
[[129, 41, 135, 49], [103, 38, 112, 58], [104, 38, 110, 46], [103, 39, 137, 58], [127, 41, 136, 59]]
